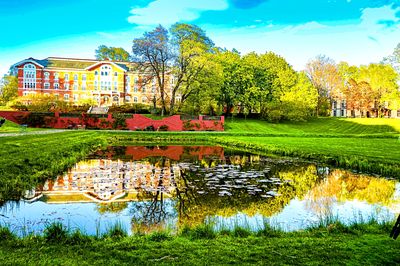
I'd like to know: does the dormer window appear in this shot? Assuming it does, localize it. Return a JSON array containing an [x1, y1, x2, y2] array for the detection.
[[23, 64, 36, 89]]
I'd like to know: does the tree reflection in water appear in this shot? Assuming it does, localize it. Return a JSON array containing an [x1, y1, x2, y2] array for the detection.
[[2, 146, 398, 235]]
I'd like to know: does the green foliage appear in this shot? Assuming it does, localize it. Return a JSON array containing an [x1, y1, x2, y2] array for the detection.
[[0, 75, 18, 105], [0, 224, 399, 265], [44, 222, 69, 243], [95, 45, 130, 61], [147, 231, 172, 242], [181, 224, 216, 239], [103, 222, 127, 239], [111, 113, 127, 129], [0, 227, 15, 241]]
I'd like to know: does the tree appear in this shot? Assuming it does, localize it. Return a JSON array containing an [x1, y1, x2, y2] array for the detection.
[[169, 23, 214, 114], [382, 43, 400, 74], [95, 45, 130, 61], [280, 72, 318, 121], [132, 23, 216, 115], [214, 49, 246, 116], [358, 63, 399, 116], [0, 75, 18, 105], [132, 25, 171, 115], [305, 55, 343, 116]]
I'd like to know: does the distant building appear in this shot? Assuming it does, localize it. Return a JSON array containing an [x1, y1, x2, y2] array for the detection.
[[331, 99, 400, 118], [11, 57, 178, 106]]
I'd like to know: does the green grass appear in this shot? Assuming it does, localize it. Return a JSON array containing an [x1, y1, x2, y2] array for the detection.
[[0, 131, 107, 203], [1, 118, 400, 264], [0, 222, 399, 265], [225, 117, 400, 136], [0, 118, 44, 133]]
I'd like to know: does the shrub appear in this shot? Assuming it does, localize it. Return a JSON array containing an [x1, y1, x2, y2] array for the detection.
[[103, 222, 127, 239], [144, 125, 155, 131], [158, 125, 169, 131], [0, 227, 15, 241], [44, 222, 69, 243], [148, 231, 171, 242]]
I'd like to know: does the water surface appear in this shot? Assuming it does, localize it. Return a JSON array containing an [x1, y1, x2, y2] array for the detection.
[[1, 146, 398, 235]]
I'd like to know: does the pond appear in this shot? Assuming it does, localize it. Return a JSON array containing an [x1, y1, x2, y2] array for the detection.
[[1, 145, 399, 236]]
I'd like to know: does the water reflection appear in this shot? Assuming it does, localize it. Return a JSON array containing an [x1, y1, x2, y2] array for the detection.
[[0, 146, 398, 235]]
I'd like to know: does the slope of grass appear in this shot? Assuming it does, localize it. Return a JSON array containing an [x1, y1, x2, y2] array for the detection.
[[0, 131, 107, 202], [225, 117, 400, 135]]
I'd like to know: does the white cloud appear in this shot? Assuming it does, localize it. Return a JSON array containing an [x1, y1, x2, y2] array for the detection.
[[127, 0, 228, 26], [208, 5, 400, 70]]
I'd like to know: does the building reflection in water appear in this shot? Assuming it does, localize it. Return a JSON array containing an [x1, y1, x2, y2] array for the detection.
[[14, 146, 400, 234]]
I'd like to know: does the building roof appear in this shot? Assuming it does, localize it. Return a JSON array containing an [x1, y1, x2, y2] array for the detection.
[[12, 57, 134, 71]]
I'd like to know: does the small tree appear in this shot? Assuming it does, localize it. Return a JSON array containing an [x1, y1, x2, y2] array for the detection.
[[0, 75, 18, 105]]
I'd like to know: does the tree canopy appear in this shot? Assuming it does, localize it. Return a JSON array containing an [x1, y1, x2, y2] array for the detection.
[[95, 45, 130, 61]]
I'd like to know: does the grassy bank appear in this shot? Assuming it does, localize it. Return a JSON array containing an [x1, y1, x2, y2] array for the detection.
[[225, 117, 400, 136], [0, 221, 399, 265], [0, 131, 106, 202]]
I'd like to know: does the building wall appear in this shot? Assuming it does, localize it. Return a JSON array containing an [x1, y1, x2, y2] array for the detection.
[[15, 59, 177, 107]]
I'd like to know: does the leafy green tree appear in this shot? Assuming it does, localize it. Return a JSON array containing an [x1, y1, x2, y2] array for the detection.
[[169, 23, 214, 114], [95, 45, 130, 61], [215, 49, 248, 116], [280, 72, 318, 121], [0, 75, 18, 105], [132, 23, 216, 115], [358, 63, 399, 115]]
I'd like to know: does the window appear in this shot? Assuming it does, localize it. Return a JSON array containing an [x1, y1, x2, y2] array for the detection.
[[73, 94, 79, 102], [151, 86, 156, 93], [82, 74, 87, 81], [95, 71, 98, 76], [54, 83, 59, 90], [65, 83, 70, 90], [23, 64, 36, 89], [44, 82, 50, 90], [73, 84, 78, 90], [113, 96, 119, 102], [54, 94, 59, 100], [133, 97, 138, 103], [134, 77, 139, 84], [113, 82, 118, 91], [64, 94, 69, 101], [64, 74, 69, 81], [94, 81, 98, 90], [142, 87, 146, 93], [54, 73, 59, 80], [134, 86, 138, 93], [81, 84, 86, 91], [141, 97, 146, 103], [125, 96, 131, 102], [114, 72, 118, 77], [44, 72, 50, 80], [73, 74, 78, 81]]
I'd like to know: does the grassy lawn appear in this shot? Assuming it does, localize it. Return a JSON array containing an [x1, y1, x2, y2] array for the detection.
[[225, 117, 400, 136], [1, 118, 400, 264], [1, 226, 399, 265], [0, 118, 43, 133]]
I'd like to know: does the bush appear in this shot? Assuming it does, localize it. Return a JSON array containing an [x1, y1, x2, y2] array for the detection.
[[0, 227, 15, 241], [158, 125, 169, 131], [44, 222, 69, 243], [144, 125, 155, 131]]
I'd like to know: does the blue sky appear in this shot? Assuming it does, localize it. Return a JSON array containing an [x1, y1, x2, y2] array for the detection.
[[1, 0, 400, 76]]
